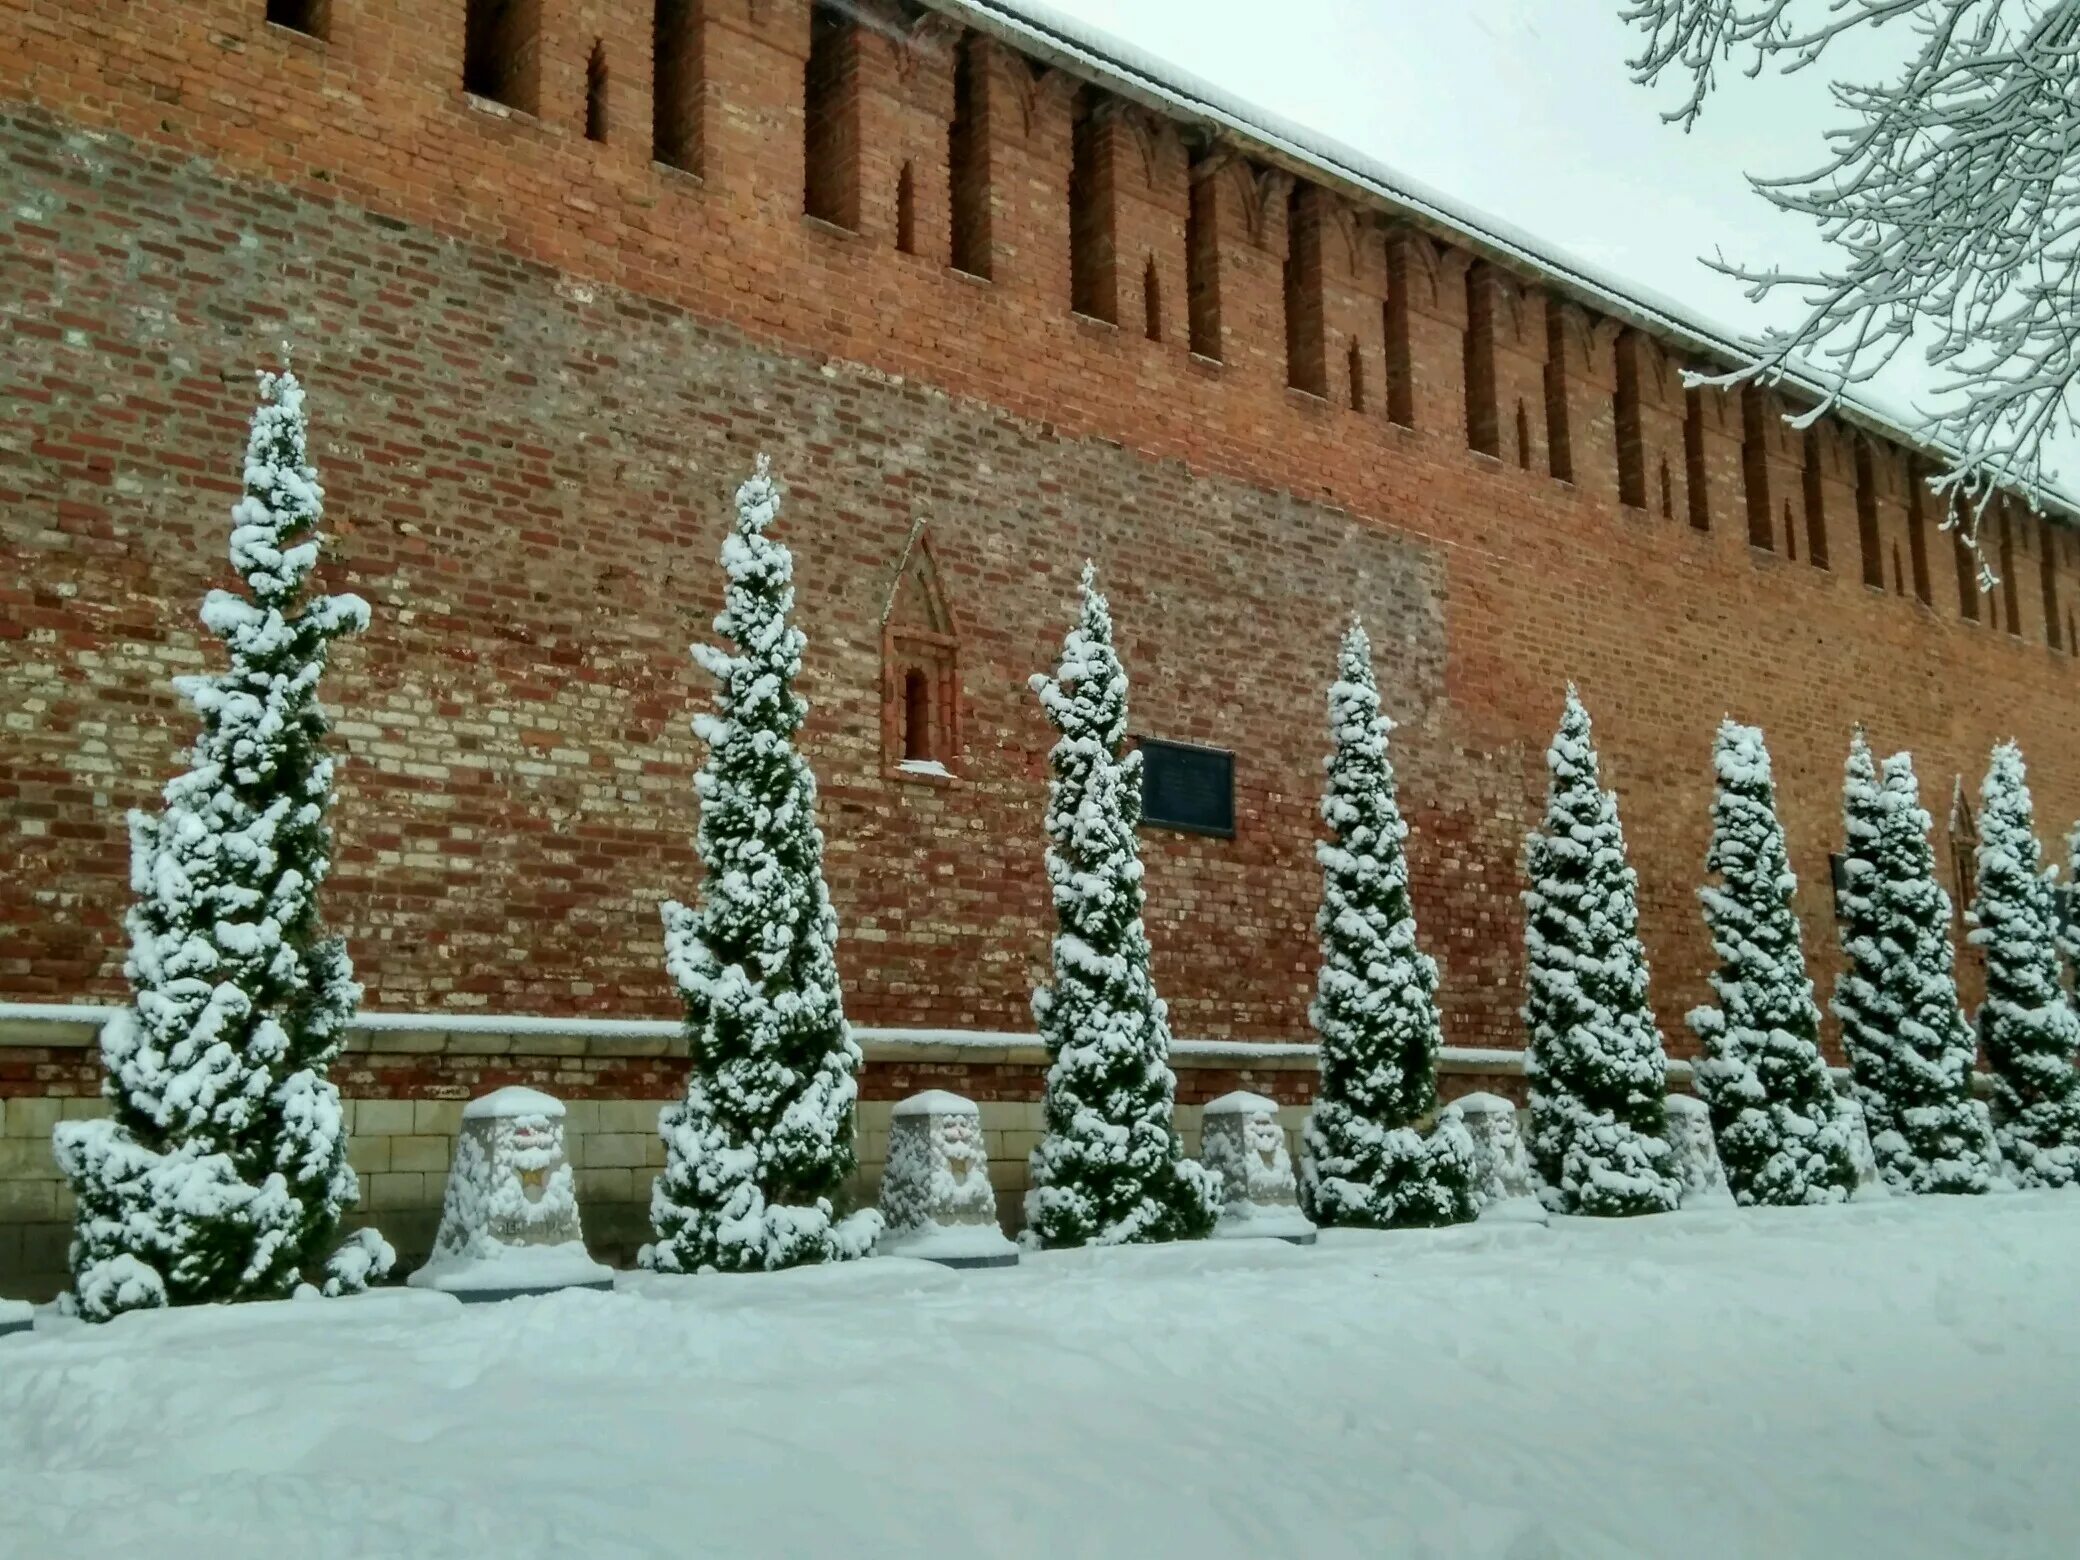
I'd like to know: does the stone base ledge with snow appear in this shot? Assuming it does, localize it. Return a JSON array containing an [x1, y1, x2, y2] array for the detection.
[[404, 1088, 613, 1303]]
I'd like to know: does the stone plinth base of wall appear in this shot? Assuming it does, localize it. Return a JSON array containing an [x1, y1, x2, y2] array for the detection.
[[0, 1007, 1543, 1299]]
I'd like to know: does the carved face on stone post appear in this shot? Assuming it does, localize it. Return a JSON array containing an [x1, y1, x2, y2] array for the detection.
[[1200, 1091, 1302, 1213], [876, 1090, 1018, 1267], [428, 1087, 586, 1264], [1454, 1091, 1538, 1209], [934, 1110, 987, 1200], [881, 1090, 1000, 1235], [1664, 1094, 1731, 1205]]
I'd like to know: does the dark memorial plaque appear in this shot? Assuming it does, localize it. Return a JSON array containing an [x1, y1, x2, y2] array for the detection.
[[1138, 737, 1235, 838]]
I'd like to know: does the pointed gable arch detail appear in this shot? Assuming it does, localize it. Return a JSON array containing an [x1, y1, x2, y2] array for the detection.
[[881, 527, 963, 780]]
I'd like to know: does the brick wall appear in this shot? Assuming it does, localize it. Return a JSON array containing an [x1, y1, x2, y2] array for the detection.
[[2, 0, 2077, 1293]]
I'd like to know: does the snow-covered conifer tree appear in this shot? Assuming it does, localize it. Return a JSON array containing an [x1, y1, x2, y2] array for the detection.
[[1969, 742, 2080, 1188], [1831, 735, 2000, 1194], [643, 457, 879, 1274], [1522, 688, 1681, 1216], [1300, 621, 1475, 1229], [2063, 823, 2080, 980], [53, 369, 376, 1321], [1024, 564, 1222, 1248], [1832, 732, 1894, 1153], [1687, 720, 1856, 1205]]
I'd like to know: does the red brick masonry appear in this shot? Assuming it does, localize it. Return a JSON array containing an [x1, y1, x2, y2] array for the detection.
[[3, 1, 2071, 1101]]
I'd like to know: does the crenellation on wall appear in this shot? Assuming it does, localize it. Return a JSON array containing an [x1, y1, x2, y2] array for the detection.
[[1544, 300, 1620, 509], [1741, 383, 1805, 557], [1803, 419, 1857, 577], [1383, 228, 1466, 438], [1613, 328, 1689, 524]]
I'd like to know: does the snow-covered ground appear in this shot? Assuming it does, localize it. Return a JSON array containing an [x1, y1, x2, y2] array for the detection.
[[3, 1194, 2077, 1559]]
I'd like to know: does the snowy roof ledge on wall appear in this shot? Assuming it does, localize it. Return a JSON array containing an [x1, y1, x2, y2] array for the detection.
[[927, 0, 2077, 525]]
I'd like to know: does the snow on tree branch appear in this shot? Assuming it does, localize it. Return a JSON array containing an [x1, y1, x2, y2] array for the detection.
[[1621, 0, 2080, 562]]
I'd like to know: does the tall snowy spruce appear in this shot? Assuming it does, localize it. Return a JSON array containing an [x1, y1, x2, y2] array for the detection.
[[643, 457, 879, 1274], [1300, 621, 1476, 1229], [53, 370, 377, 1321], [1522, 688, 1681, 1216], [1970, 742, 2080, 1188], [1687, 721, 1856, 1206], [1024, 564, 1221, 1248], [1831, 733, 2000, 1194]]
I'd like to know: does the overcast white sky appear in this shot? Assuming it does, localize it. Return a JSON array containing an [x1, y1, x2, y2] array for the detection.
[[1029, 0, 1937, 431]]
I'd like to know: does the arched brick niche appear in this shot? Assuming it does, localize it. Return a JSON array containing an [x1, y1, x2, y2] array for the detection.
[[881, 532, 962, 781]]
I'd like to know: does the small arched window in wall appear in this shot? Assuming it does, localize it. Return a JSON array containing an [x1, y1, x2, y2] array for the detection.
[[882, 533, 962, 780], [902, 668, 932, 760], [1349, 339, 1366, 414], [1144, 256, 1162, 342], [1514, 400, 1530, 470]]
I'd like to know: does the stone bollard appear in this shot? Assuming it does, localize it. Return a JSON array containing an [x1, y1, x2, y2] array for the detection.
[[1838, 1096, 1890, 1200], [0, 1297, 30, 1338], [1665, 1094, 1735, 1208], [1454, 1091, 1547, 1225], [876, 1090, 1017, 1268], [1968, 1098, 2015, 1190], [1199, 1091, 1316, 1244], [407, 1086, 614, 1302]]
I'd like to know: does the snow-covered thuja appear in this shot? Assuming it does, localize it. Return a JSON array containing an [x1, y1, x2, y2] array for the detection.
[[1687, 721, 1857, 1206], [1969, 742, 2080, 1188], [53, 370, 376, 1322], [1830, 736, 2000, 1195], [1024, 564, 1221, 1248], [1299, 621, 1475, 1230], [2064, 823, 2080, 981], [643, 457, 880, 1274], [1521, 688, 1681, 1217]]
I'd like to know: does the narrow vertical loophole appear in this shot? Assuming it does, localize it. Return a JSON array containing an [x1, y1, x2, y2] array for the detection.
[[585, 40, 609, 142], [895, 162, 917, 254]]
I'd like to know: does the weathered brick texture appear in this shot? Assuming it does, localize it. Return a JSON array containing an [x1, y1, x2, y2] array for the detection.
[[3, 1, 2076, 1196]]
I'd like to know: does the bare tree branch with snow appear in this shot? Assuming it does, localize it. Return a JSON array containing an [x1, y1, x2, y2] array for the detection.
[[1621, 0, 2080, 565]]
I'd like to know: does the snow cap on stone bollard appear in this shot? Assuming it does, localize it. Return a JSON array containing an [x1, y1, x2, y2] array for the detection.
[[1454, 1092, 1548, 1225], [876, 1091, 1018, 1268], [1665, 1094, 1735, 1208], [1199, 1091, 1317, 1243], [407, 1087, 614, 1302]]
